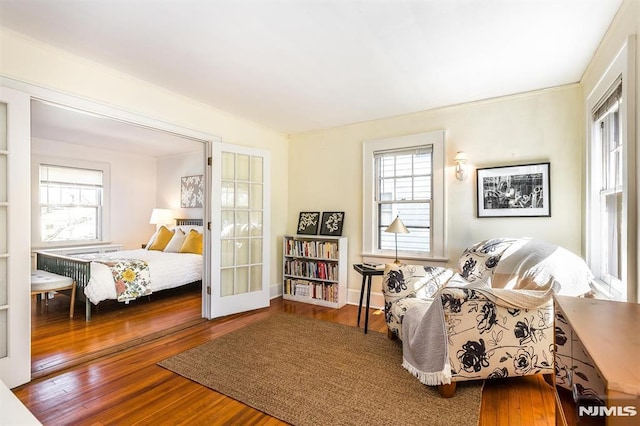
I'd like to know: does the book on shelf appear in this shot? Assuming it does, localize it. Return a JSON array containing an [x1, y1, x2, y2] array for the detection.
[[363, 262, 385, 271]]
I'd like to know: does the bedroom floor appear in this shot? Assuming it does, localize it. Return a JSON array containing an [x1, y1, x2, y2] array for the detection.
[[22, 290, 558, 425]]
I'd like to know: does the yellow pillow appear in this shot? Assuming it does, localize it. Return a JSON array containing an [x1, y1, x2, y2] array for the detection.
[[180, 230, 203, 254], [148, 226, 174, 251]]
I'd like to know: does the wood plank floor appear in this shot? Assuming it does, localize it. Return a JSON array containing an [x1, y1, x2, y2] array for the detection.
[[16, 288, 557, 425]]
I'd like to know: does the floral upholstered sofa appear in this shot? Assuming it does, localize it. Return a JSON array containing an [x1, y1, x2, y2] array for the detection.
[[382, 238, 594, 397]]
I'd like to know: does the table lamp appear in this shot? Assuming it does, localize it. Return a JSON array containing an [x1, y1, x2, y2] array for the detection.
[[149, 208, 174, 230], [385, 216, 409, 264]]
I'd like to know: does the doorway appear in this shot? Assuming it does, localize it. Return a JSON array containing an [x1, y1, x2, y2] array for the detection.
[[30, 99, 211, 376]]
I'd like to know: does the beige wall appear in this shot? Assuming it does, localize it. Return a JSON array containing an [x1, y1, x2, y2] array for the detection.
[[0, 28, 289, 288], [289, 85, 584, 300]]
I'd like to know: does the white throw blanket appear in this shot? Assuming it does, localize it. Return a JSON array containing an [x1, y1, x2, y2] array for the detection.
[[401, 280, 554, 386]]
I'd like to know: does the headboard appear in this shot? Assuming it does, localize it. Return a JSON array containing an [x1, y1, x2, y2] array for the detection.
[[176, 218, 203, 226]]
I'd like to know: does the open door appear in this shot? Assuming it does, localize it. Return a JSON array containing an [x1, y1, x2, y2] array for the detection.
[[209, 143, 270, 318], [0, 86, 31, 388]]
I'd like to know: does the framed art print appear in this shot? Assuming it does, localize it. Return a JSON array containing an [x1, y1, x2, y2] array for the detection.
[[297, 212, 320, 235], [319, 211, 345, 236], [477, 162, 550, 218], [181, 175, 204, 208]]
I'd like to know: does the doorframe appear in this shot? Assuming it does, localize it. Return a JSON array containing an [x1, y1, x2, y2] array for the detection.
[[1, 75, 220, 342]]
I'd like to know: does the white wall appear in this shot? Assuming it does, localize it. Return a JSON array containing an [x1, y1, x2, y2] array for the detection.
[[289, 85, 584, 302], [156, 150, 205, 221], [0, 28, 289, 287], [31, 137, 157, 250]]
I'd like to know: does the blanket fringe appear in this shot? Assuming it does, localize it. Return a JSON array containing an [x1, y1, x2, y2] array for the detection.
[[402, 358, 452, 386]]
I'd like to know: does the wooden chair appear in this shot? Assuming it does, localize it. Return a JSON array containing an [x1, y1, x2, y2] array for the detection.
[[31, 270, 76, 318]]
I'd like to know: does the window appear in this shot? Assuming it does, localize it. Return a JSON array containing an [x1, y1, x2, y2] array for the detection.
[[590, 79, 624, 299], [363, 131, 446, 261], [32, 157, 110, 247], [39, 164, 103, 242], [376, 147, 432, 253]]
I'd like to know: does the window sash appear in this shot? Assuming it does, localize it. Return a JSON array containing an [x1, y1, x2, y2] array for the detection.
[[374, 147, 433, 254], [38, 164, 104, 243]]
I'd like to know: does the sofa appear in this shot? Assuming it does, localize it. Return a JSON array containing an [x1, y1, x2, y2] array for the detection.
[[382, 237, 594, 397]]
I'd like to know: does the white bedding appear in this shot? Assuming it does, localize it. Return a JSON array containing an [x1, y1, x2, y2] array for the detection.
[[78, 249, 203, 304]]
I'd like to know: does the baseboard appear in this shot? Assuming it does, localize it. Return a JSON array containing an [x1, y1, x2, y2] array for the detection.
[[270, 284, 384, 310]]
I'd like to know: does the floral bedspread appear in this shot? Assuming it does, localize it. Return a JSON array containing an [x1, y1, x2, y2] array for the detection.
[[93, 258, 152, 302]]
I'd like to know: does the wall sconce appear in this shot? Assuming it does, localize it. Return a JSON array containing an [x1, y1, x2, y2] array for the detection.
[[454, 151, 469, 181]]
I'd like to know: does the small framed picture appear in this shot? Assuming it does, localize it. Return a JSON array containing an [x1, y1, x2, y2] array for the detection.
[[181, 175, 204, 208], [297, 212, 320, 235], [477, 163, 550, 218], [319, 212, 345, 236]]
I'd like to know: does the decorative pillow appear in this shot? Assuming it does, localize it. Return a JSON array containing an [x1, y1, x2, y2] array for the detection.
[[492, 239, 594, 296], [382, 264, 454, 303], [144, 230, 158, 250], [179, 230, 203, 254], [457, 238, 519, 282], [163, 229, 187, 253], [147, 226, 174, 251]]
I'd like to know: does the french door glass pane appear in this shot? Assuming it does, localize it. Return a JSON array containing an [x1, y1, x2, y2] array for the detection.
[[0, 207, 6, 253], [250, 211, 262, 236], [250, 265, 262, 292], [0, 103, 6, 151], [0, 156, 6, 202], [250, 184, 263, 209], [222, 153, 235, 180], [236, 211, 249, 237], [220, 269, 234, 297], [236, 267, 249, 294], [250, 239, 262, 263], [0, 310, 6, 358], [0, 258, 6, 306], [235, 239, 249, 265], [236, 183, 249, 208], [221, 182, 234, 208], [237, 154, 250, 181], [251, 157, 263, 182], [221, 210, 234, 237], [221, 240, 234, 267]]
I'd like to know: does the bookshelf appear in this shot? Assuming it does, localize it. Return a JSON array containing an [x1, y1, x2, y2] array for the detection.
[[282, 234, 348, 308]]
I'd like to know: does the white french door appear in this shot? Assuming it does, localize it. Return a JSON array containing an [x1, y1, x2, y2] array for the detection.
[[0, 86, 31, 388], [209, 143, 270, 318]]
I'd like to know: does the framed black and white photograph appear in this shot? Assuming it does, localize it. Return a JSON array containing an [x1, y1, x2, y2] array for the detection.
[[477, 163, 550, 218], [181, 175, 204, 208], [297, 212, 320, 235], [319, 211, 345, 236]]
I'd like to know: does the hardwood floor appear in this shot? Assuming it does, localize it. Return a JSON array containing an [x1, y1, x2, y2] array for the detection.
[[16, 289, 556, 425]]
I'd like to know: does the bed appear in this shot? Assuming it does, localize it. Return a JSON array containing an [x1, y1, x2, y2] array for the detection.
[[36, 219, 204, 321]]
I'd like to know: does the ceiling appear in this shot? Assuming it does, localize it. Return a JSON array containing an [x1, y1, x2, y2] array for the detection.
[[31, 100, 204, 158], [0, 0, 624, 136]]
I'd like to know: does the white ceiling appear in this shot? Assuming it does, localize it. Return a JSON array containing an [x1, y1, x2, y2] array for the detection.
[[0, 0, 624, 136], [31, 100, 204, 158]]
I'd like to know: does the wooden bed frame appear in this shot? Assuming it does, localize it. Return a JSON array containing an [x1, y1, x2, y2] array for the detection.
[[36, 218, 203, 321]]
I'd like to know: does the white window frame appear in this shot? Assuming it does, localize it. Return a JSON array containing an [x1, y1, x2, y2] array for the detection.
[[362, 130, 446, 262], [31, 155, 111, 248], [586, 36, 636, 302]]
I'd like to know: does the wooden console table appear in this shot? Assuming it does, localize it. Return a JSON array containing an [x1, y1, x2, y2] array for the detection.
[[554, 295, 640, 425]]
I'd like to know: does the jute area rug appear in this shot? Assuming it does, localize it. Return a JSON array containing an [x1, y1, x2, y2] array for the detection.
[[158, 313, 482, 426]]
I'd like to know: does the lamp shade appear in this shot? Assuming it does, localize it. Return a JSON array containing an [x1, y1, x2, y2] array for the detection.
[[385, 216, 409, 234], [149, 208, 174, 225], [454, 151, 468, 163]]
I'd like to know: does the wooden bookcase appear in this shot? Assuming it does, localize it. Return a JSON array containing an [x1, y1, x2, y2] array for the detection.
[[282, 235, 347, 308]]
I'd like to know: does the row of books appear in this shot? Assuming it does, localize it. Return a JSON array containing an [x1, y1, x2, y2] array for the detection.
[[284, 279, 340, 303], [284, 260, 338, 281], [284, 239, 338, 259]]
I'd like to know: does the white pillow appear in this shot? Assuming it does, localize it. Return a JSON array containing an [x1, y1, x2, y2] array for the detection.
[[163, 229, 187, 252]]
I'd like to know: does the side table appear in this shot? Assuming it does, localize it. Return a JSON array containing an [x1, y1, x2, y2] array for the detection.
[[353, 264, 384, 334]]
